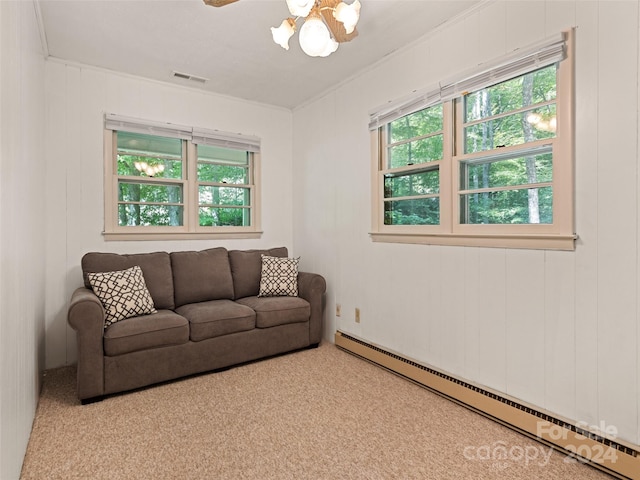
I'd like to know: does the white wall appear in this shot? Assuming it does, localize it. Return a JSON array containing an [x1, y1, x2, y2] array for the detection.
[[293, 0, 640, 446], [44, 61, 294, 368], [0, 1, 46, 478]]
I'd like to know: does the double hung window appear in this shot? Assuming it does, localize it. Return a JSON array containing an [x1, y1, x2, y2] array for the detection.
[[104, 116, 261, 240], [371, 30, 574, 250]]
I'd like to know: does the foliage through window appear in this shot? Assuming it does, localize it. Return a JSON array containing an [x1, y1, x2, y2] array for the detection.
[[384, 104, 443, 226], [117, 132, 185, 227], [104, 116, 261, 240], [371, 31, 574, 250], [459, 65, 556, 225], [197, 144, 252, 227]]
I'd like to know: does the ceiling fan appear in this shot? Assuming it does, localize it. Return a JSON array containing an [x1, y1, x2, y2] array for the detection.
[[203, 0, 239, 6], [202, 0, 361, 57]]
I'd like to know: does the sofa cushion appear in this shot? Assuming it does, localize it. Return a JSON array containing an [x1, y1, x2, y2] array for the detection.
[[176, 299, 256, 342], [103, 310, 189, 356], [171, 248, 234, 307], [258, 255, 299, 297], [88, 265, 157, 328], [229, 247, 288, 299], [235, 296, 310, 328], [82, 251, 175, 310]]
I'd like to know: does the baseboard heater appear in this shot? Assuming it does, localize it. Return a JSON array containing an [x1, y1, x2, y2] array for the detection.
[[335, 331, 639, 480]]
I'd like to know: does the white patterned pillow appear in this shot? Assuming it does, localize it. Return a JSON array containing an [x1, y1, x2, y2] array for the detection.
[[258, 255, 299, 297], [88, 265, 157, 328]]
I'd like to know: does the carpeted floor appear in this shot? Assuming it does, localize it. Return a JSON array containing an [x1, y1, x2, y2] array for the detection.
[[21, 342, 614, 479]]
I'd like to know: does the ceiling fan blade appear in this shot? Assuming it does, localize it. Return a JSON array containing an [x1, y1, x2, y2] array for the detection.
[[203, 0, 240, 7]]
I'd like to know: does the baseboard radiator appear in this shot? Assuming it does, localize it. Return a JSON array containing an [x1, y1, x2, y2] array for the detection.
[[335, 331, 640, 480]]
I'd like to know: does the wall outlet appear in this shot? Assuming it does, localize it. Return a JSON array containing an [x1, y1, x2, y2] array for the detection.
[[355, 307, 361, 323], [336, 304, 341, 317]]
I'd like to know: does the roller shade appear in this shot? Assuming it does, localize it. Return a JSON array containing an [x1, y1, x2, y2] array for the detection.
[[369, 31, 567, 131], [439, 32, 566, 102], [192, 128, 260, 153], [368, 87, 442, 131], [105, 114, 192, 140], [105, 114, 261, 152]]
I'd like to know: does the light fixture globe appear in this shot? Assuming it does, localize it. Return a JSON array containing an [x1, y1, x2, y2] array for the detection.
[[319, 38, 339, 57], [271, 18, 296, 50], [333, 0, 360, 35], [299, 13, 332, 57], [285, 0, 314, 17]]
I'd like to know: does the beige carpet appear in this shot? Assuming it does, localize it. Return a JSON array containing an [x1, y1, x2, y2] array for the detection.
[[21, 342, 613, 480]]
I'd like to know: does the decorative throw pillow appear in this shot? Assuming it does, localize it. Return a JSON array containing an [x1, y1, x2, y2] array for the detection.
[[258, 255, 299, 297], [88, 265, 157, 328]]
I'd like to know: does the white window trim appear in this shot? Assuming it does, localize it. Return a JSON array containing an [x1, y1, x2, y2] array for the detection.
[[103, 116, 262, 241], [370, 29, 575, 251]]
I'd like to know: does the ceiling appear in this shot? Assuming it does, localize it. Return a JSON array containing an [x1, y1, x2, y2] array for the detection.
[[37, 0, 481, 110]]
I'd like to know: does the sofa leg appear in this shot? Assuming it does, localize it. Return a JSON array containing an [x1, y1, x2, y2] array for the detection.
[[306, 343, 320, 350], [81, 396, 104, 405]]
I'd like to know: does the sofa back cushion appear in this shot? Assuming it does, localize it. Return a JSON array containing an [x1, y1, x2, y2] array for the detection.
[[228, 247, 288, 299], [170, 247, 234, 307], [82, 251, 175, 310]]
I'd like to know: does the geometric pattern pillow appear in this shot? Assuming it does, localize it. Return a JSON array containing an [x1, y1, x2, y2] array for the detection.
[[258, 255, 299, 297], [87, 265, 157, 328]]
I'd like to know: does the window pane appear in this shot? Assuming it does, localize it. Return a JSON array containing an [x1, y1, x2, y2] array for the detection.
[[465, 65, 557, 122], [389, 104, 443, 143], [197, 164, 248, 184], [199, 207, 250, 227], [119, 182, 183, 203], [388, 135, 443, 168], [118, 204, 184, 227], [197, 144, 248, 165], [384, 198, 439, 225], [117, 131, 182, 159], [117, 154, 183, 179], [199, 186, 250, 207], [384, 170, 439, 198], [461, 186, 552, 224], [464, 104, 556, 154], [461, 152, 552, 190]]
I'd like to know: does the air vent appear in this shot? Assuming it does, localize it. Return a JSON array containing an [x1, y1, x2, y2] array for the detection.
[[172, 71, 208, 84]]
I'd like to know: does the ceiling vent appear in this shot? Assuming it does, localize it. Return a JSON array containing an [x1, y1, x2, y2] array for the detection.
[[172, 71, 208, 84]]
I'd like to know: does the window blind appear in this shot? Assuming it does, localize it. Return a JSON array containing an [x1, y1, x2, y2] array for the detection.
[[105, 114, 261, 152], [368, 31, 568, 131], [105, 114, 192, 140], [368, 87, 442, 131], [192, 128, 260, 153]]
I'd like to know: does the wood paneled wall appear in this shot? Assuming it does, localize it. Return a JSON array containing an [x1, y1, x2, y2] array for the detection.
[[292, 0, 640, 446]]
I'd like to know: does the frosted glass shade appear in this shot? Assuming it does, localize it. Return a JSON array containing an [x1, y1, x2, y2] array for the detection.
[[271, 18, 296, 50], [319, 38, 339, 57], [299, 15, 331, 57], [285, 0, 314, 17], [333, 0, 360, 34]]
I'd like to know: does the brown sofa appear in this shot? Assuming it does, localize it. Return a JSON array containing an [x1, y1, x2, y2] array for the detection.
[[68, 247, 326, 403]]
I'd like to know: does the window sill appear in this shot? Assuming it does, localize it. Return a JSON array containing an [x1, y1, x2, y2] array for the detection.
[[370, 232, 577, 251], [103, 230, 263, 241]]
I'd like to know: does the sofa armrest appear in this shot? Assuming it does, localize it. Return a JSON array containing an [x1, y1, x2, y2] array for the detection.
[[68, 287, 105, 400], [297, 272, 326, 345]]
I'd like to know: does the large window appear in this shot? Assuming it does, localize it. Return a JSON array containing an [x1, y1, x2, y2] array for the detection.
[[104, 116, 261, 240], [371, 30, 574, 250]]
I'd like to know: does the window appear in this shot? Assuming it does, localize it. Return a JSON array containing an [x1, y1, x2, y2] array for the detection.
[[383, 104, 444, 227], [104, 116, 261, 240], [370, 30, 575, 250]]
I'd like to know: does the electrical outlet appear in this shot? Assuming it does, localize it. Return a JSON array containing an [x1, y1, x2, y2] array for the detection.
[[336, 304, 341, 317], [355, 308, 360, 323]]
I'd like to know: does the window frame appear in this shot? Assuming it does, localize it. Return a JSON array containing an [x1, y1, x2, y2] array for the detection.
[[370, 30, 575, 251], [103, 118, 262, 241]]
